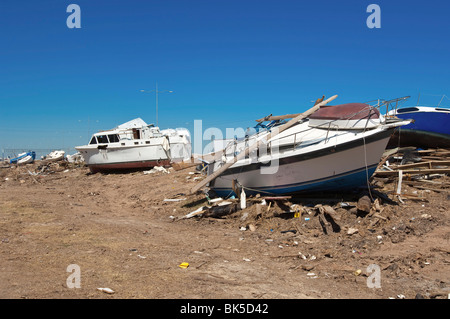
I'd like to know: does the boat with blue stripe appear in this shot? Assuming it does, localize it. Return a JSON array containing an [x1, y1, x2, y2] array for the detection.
[[202, 97, 412, 197]]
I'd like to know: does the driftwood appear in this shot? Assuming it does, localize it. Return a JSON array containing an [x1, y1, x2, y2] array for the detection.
[[375, 168, 450, 176], [255, 96, 325, 122], [316, 205, 341, 234]]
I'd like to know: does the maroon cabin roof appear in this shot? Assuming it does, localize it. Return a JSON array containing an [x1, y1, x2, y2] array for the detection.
[[309, 103, 380, 120]]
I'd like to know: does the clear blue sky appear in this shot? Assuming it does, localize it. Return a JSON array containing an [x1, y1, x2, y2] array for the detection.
[[1, 0, 449, 155]]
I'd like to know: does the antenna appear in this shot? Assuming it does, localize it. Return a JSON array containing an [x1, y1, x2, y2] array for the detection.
[[438, 94, 447, 107]]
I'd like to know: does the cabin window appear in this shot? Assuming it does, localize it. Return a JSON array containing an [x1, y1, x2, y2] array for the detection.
[[89, 136, 97, 145], [108, 134, 120, 143], [397, 107, 419, 113], [97, 135, 108, 144]]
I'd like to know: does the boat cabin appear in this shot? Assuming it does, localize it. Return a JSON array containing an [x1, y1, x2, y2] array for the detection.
[[308, 103, 383, 130], [87, 125, 164, 146]]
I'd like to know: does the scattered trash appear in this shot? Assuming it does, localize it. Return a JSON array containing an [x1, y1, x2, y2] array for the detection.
[[143, 166, 169, 174], [280, 229, 296, 234], [179, 262, 189, 269], [240, 189, 247, 209], [66, 152, 83, 163], [163, 198, 187, 202], [180, 206, 207, 219], [97, 287, 115, 294]]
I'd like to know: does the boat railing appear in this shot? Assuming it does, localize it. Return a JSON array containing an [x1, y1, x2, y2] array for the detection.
[[366, 96, 411, 119], [218, 99, 410, 165], [221, 124, 339, 164]]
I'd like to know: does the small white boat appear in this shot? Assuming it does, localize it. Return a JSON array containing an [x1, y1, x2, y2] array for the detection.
[[44, 150, 65, 162]]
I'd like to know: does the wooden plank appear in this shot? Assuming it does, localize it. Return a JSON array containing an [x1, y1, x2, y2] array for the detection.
[[392, 161, 450, 170], [261, 196, 292, 200], [255, 96, 325, 123], [374, 168, 450, 176], [403, 181, 449, 193]]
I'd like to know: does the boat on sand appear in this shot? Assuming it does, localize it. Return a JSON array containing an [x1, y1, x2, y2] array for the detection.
[[76, 118, 191, 173]]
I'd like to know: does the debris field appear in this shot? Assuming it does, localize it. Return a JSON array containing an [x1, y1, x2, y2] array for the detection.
[[0, 148, 449, 299]]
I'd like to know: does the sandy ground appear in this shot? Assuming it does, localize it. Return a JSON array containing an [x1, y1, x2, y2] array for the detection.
[[0, 159, 448, 300]]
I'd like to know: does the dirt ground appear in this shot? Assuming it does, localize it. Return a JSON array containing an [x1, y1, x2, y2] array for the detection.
[[0, 158, 449, 300]]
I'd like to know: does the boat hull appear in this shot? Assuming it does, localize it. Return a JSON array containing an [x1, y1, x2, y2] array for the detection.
[[76, 143, 170, 173], [208, 129, 393, 197], [87, 158, 171, 173], [387, 107, 450, 148], [388, 130, 450, 149], [10, 151, 36, 165]]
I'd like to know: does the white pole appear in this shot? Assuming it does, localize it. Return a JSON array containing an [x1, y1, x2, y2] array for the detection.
[[156, 82, 158, 127]]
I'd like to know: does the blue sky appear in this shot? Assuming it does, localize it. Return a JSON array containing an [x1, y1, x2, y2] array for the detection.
[[0, 0, 449, 155]]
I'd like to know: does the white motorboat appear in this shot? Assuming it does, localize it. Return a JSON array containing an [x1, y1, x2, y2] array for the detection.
[[202, 100, 411, 197], [75, 118, 172, 173]]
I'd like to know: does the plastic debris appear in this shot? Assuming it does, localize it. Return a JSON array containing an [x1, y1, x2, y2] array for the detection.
[[143, 166, 169, 174], [97, 287, 115, 294], [179, 262, 189, 269]]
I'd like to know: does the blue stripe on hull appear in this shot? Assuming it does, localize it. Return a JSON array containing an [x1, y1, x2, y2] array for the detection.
[[211, 165, 377, 197]]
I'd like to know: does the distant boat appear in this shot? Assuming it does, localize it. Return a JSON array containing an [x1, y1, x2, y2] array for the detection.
[[75, 118, 191, 173], [44, 150, 65, 162], [387, 106, 450, 148], [10, 151, 36, 165]]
